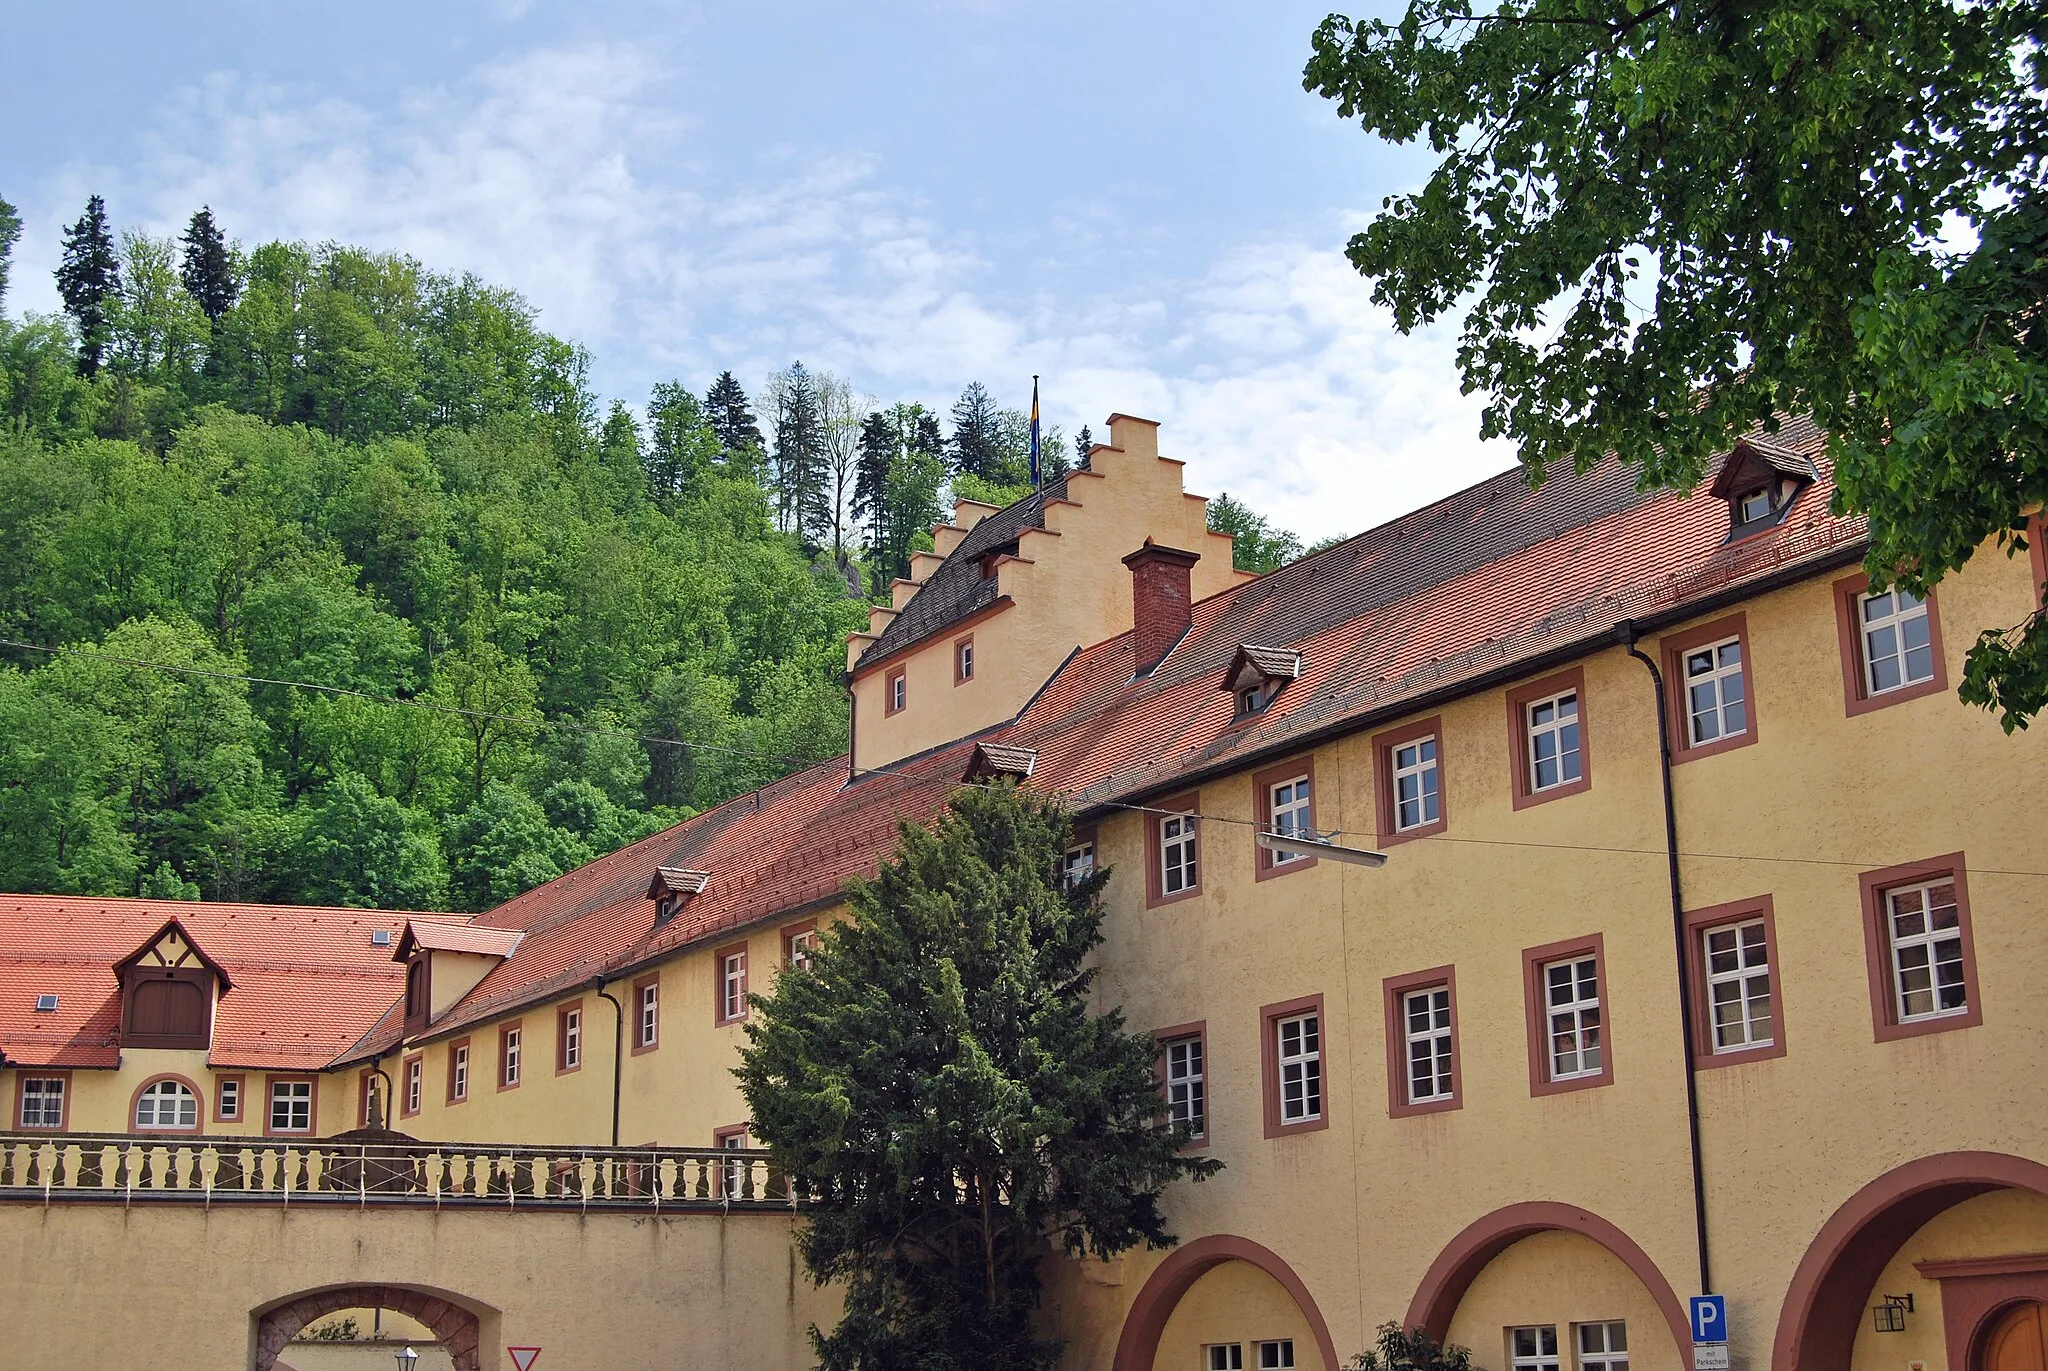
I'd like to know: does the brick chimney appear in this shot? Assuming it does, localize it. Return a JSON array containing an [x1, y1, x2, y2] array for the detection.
[[1122, 541, 1201, 673]]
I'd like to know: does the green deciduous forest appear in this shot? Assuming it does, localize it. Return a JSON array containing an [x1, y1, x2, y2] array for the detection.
[[0, 196, 1298, 911]]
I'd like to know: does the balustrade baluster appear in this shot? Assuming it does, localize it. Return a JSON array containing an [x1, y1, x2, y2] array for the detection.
[[0, 1139, 14, 1187], [49, 1142, 68, 1189], [214, 1147, 243, 1192], [293, 1148, 311, 1192], [136, 1146, 156, 1190], [163, 1145, 182, 1190], [76, 1143, 103, 1189], [24, 1143, 41, 1188]]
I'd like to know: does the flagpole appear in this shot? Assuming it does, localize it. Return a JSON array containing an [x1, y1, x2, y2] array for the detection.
[[1030, 374, 1042, 494]]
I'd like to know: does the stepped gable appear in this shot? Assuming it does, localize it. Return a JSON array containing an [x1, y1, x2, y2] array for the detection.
[[856, 477, 1069, 669], [0, 896, 465, 1070], [360, 737, 986, 1050], [1005, 417, 1859, 808]]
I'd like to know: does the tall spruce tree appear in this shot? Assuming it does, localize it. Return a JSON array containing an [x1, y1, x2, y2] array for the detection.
[[737, 783, 1218, 1371], [853, 402, 948, 595], [55, 195, 121, 378], [1073, 424, 1093, 469], [949, 381, 1003, 480], [768, 361, 830, 541], [853, 409, 897, 586], [0, 194, 21, 314], [705, 369, 764, 456], [178, 207, 239, 323]]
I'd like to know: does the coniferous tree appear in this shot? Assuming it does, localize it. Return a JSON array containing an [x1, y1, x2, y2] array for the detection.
[[949, 381, 1003, 480], [705, 369, 764, 456], [1073, 424, 1093, 469], [0, 194, 22, 314], [852, 403, 947, 596], [853, 410, 896, 581], [55, 195, 122, 378], [768, 361, 830, 542], [178, 207, 240, 323], [738, 783, 1218, 1371]]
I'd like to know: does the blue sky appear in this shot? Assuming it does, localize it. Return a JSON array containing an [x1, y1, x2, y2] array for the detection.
[[4, 0, 1511, 541]]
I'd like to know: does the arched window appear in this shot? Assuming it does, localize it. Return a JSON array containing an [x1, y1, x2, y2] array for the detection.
[[134, 1078, 199, 1131]]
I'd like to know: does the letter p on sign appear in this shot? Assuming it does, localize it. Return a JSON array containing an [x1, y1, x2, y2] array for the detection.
[[1691, 1295, 1727, 1343]]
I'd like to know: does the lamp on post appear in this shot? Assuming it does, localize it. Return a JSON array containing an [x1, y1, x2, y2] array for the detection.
[[394, 1347, 419, 1370]]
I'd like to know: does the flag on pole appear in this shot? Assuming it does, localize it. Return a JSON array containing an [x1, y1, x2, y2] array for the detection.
[[1029, 375, 1042, 487]]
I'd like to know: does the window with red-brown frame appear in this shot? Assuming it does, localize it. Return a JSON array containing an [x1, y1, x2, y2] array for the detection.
[[213, 1072, 245, 1124], [954, 635, 975, 685], [884, 665, 907, 716], [1372, 716, 1447, 846], [1832, 572, 1949, 716], [1145, 792, 1202, 908], [401, 1054, 424, 1118], [1383, 966, 1460, 1117], [1859, 853, 1983, 1042], [1061, 826, 1098, 892], [1153, 1020, 1208, 1147], [714, 1123, 751, 1198], [1506, 668, 1592, 808], [1253, 757, 1318, 880], [782, 919, 819, 971], [357, 1068, 380, 1128], [446, 1038, 472, 1104], [557, 1000, 583, 1074], [715, 943, 749, 1025], [498, 1021, 524, 1090], [1660, 613, 1760, 763], [632, 974, 660, 1054], [130, 1074, 203, 1133], [1522, 934, 1613, 1096], [1682, 896, 1787, 1069], [15, 1070, 70, 1130], [1260, 994, 1328, 1138]]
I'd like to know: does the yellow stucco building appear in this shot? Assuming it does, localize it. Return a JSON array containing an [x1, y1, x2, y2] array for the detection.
[[5, 412, 2046, 1371]]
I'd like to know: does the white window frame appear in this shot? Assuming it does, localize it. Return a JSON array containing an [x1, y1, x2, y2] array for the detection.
[[1276, 1012, 1322, 1125], [405, 1058, 423, 1114], [1510, 1325, 1560, 1371], [1257, 1340, 1295, 1370], [1206, 1345, 1245, 1371], [502, 1027, 522, 1086], [1160, 813, 1198, 895], [134, 1079, 198, 1131], [1544, 955, 1603, 1081], [1267, 774, 1312, 865], [722, 951, 748, 1022], [1575, 1321, 1628, 1371], [1682, 637, 1749, 747], [562, 1008, 582, 1070], [1061, 841, 1096, 891], [1526, 690, 1582, 792], [958, 639, 974, 681], [1403, 986, 1455, 1104], [269, 1078, 313, 1133], [217, 1076, 241, 1121], [452, 1044, 470, 1101], [719, 1127, 749, 1199], [1164, 1034, 1206, 1141], [788, 928, 819, 971], [1859, 587, 1936, 695], [889, 671, 906, 712], [1392, 735, 1440, 831], [1886, 878, 1968, 1022], [638, 982, 659, 1048], [1736, 486, 1774, 523], [1702, 920, 1774, 1051], [19, 1076, 65, 1129]]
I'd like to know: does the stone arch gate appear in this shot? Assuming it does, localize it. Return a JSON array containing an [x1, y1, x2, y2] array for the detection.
[[254, 1283, 489, 1371]]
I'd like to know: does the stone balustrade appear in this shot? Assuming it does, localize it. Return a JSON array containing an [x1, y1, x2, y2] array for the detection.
[[0, 1132, 794, 1210]]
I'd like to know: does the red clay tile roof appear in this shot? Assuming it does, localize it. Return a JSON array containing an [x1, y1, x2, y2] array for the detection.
[[0, 896, 466, 1070], [393, 921, 523, 960]]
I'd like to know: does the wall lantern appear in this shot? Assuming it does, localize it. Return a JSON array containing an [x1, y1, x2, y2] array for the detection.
[[1872, 1293, 1914, 1333], [394, 1347, 419, 1369]]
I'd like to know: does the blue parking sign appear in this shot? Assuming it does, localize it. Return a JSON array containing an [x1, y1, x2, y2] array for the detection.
[[1690, 1295, 1728, 1343]]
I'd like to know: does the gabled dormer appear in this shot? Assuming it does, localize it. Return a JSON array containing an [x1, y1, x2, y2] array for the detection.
[[647, 867, 711, 929], [963, 742, 1038, 783], [1223, 644, 1303, 719], [393, 921, 522, 1035], [114, 919, 230, 1051], [1709, 436, 1817, 542]]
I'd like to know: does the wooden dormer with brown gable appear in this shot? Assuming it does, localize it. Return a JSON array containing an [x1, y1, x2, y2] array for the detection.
[[395, 920, 523, 1036], [846, 414, 1254, 772], [114, 919, 231, 1050], [1708, 434, 1818, 541]]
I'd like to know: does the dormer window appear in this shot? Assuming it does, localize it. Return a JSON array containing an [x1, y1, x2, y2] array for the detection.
[[1223, 645, 1303, 721], [114, 919, 228, 1051], [403, 956, 430, 1029], [647, 867, 711, 929], [1709, 436, 1818, 542]]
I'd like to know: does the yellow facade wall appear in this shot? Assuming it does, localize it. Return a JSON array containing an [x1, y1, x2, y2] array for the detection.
[[1154, 1259, 1318, 1371], [1446, 1231, 1682, 1370], [1847, 1188, 2048, 1370], [16, 1047, 363, 1139]]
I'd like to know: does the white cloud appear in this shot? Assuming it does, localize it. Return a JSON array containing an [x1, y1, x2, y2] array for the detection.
[[13, 40, 1512, 543]]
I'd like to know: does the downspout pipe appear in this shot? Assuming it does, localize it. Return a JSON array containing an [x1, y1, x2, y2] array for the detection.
[[1618, 622, 1713, 1298], [593, 976, 624, 1148]]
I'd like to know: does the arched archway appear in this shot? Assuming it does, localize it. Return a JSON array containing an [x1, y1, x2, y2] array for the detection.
[[1113, 1235, 1341, 1371], [1404, 1201, 1691, 1352], [1772, 1151, 2048, 1371], [253, 1284, 490, 1371]]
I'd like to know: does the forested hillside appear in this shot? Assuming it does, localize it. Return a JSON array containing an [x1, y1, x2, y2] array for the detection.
[[0, 195, 1302, 911]]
